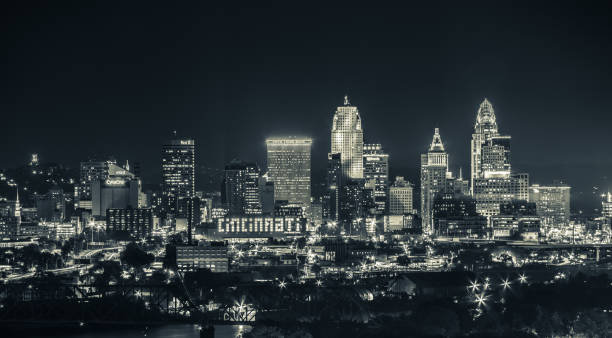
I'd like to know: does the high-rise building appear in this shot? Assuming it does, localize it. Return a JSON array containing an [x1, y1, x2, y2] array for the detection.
[[389, 177, 413, 215], [78, 159, 118, 208], [469, 99, 529, 217], [420, 128, 449, 233], [603, 192, 612, 218], [161, 138, 195, 216], [481, 136, 511, 176], [529, 183, 571, 229], [325, 153, 343, 221], [433, 193, 488, 238], [265, 137, 312, 210], [331, 96, 363, 180], [91, 177, 140, 217], [363, 143, 389, 214], [470, 98, 500, 190], [473, 174, 529, 217], [222, 160, 261, 215]]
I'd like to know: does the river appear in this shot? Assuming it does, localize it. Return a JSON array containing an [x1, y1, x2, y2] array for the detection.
[[28, 324, 252, 338]]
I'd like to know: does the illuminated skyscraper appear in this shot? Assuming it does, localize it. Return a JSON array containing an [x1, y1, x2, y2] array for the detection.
[[363, 143, 389, 214], [420, 128, 449, 233], [331, 96, 364, 180], [161, 138, 195, 216], [603, 192, 612, 218], [469, 99, 529, 217], [265, 137, 312, 210], [222, 160, 261, 215], [529, 183, 571, 229], [470, 98, 500, 190], [389, 176, 413, 215], [325, 152, 342, 221]]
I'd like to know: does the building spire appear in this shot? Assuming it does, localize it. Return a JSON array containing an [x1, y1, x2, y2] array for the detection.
[[429, 128, 445, 152], [344, 95, 350, 106], [476, 98, 497, 128]]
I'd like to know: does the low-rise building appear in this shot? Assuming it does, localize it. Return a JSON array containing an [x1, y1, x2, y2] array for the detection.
[[176, 242, 229, 272]]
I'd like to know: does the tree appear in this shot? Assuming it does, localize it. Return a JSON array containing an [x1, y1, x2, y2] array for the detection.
[[162, 244, 177, 269], [120, 242, 154, 270]]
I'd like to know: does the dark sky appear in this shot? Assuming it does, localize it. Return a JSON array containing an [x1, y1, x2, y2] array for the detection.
[[2, 2, 612, 208]]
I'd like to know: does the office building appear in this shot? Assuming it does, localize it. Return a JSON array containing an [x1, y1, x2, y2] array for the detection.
[[363, 143, 389, 214], [176, 242, 229, 273], [389, 176, 413, 215], [91, 177, 140, 217], [473, 174, 529, 217], [78, 159, 128, 208], [222, 160, 262, 215], [603, 192, 612, 218], [161, 138, 195, 216], [529, 183, 571, 228], [265, 137, 312, 210], [325, 153, 342, 221], [331, 96, 363, 180], [420, 128, 449, 233], [432, 193, 488, 238], [106, 208, 153, 239]]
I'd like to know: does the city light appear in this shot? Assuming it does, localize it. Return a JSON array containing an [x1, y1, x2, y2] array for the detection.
[[500, 277, 511, 290]]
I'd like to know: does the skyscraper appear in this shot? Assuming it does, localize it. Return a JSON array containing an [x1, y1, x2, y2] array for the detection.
[[161, 138, 195, 216], [265, 137, 312, 210], [331, 96, 364, 180], [420, 128, 449, 233], [469, 99, 529, 217], [325, 152, 343, 221], [389, 176, 413, 215], [529, 183, 571, 229], [603, 192, 612, 218], [363, 143, 389, 214], [222, 160, 261, 215], [470, 98, 500, 190]]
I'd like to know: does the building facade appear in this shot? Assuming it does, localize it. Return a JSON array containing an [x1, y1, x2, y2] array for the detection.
[[265, 137, 312, 210], [363, 143, 389, 214], [222, 160, 262, 216], [176, 242, 229, 273], [106, 208, 153, 239], [389, 176, 413, 215], [529, 184, 571, 229]]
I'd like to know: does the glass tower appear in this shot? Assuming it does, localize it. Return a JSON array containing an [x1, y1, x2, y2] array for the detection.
[[331, 96, 364, 180], [161, 138, 195, 215], [266, 137, 312, 210]]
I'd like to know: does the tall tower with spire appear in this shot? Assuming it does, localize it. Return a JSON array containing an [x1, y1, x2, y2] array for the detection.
[[331, 95, 364, 180], [470, 98, 500, 192], [421, 128, 449, 233]]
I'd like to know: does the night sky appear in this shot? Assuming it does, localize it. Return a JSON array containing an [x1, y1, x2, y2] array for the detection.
[[2, 2, 611, 209]]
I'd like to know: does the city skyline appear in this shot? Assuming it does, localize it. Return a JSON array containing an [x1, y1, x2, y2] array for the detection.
[[3, 3, 612, 337], [2, 3, 612, 203]]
